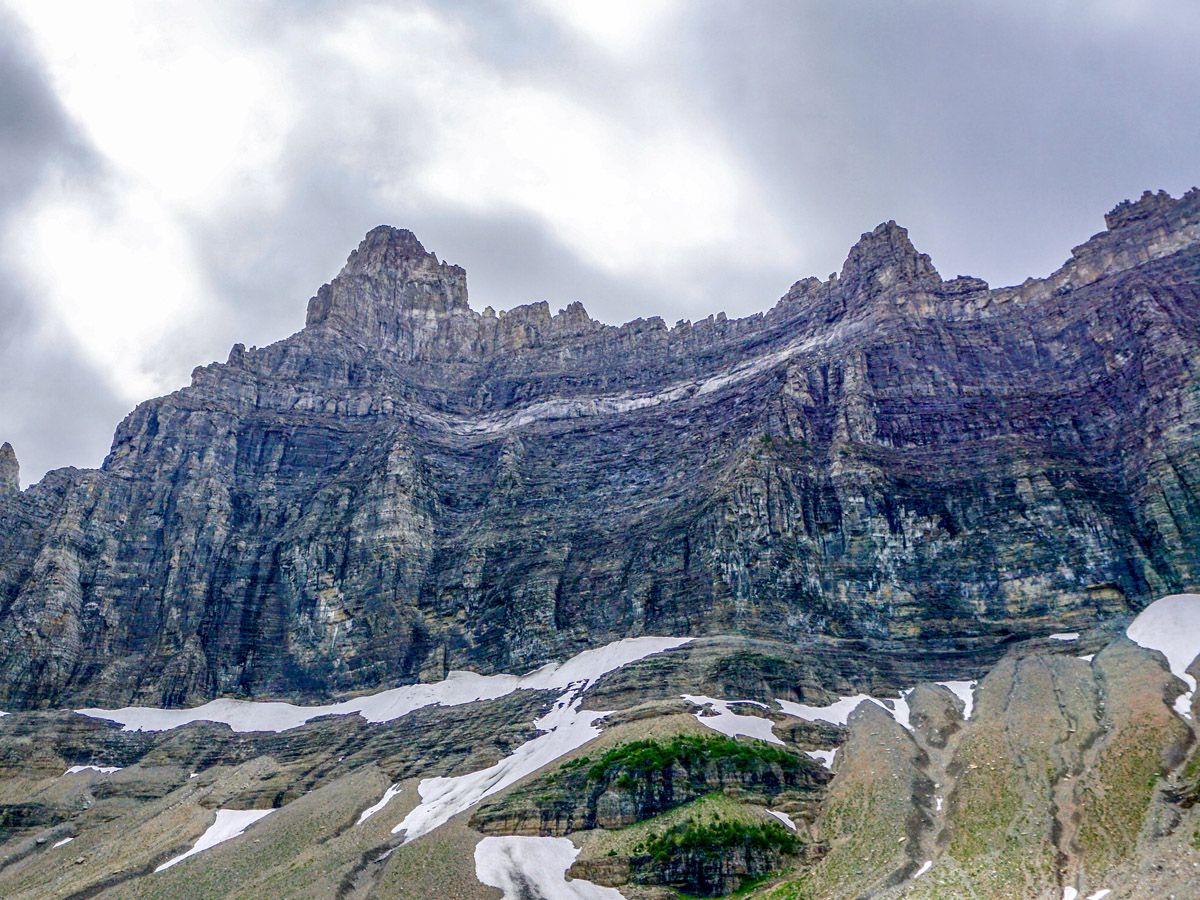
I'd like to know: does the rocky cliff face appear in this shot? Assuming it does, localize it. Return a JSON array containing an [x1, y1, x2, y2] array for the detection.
[[1, 189, 1199, 709], [0, 444, 17, 495]]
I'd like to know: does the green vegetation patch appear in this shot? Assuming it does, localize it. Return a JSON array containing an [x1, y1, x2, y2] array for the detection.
[[630, 814, 800, 897], [574, 795, 811, 897], [581, 733, 806, 786], [1077, 719, 1172, 875], [473, 732, 820, 837], [635, 817, 799, 862]]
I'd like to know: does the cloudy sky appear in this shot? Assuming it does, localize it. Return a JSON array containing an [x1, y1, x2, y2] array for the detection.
[[2, 0, 1198, 484]]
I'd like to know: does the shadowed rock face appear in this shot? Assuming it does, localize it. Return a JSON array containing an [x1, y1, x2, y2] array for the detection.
[[1, 190, 1199, 709], [0, 444, 16, 494]]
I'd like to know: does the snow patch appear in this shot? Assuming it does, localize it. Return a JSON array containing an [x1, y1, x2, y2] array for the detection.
[[1049, 632, 1080, 642], [1062, 888, 1078, 900], [775, 694, 876, 727], [393, 698, 608, 842], [64, 765, 121, 775], [914, 860, 932, 878], [767, 810, 796, 830], [1078, 654, 1095, 663], [1087, 891, 1111, 900], [155, 808, 273, 872], [1126, 593, 1200, 719], [357, 783, 402, 825], [681, 695, 782, 745], [390, 639, 692, 843], [776, 690, 914, 732], [52, 837, 74, 848], [474, 835, 625, 899], [886, 691, 914, 731], [937, 680, 977, 720], [805, 749, 836, 769], [77, 636, 692, 734]]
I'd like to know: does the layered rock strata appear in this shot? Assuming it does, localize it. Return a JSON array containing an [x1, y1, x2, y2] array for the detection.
[[1, 189, 1199, 708]]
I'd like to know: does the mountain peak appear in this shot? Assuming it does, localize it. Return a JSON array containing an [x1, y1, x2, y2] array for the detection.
[[341, 225, 432, 278], [305, 226, 474, 357], [838, 220, 939, 295], [0, 442, 18, 493]]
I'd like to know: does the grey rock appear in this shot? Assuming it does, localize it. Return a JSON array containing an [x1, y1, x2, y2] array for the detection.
[[1, 190, 1199, 708], [0, 443, 17, 494]]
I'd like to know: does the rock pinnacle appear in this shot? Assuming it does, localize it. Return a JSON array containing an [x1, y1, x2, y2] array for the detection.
[[0, 443, 18, 493]]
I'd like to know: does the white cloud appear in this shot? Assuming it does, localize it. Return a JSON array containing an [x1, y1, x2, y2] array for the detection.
[[10, 2, 291, 214], [314, 3, 791, 292], [5, 0, 793, 410], [533, 0, 684, 57], [5, 178, 210, 403], [6, 0, 293, 402]]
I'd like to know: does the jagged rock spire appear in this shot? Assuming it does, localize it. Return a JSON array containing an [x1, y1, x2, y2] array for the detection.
[[338, 225, 434, 278], [305, 226, 477, 359], [838, 220, 940, 297], [1105, 189, 1178, 230], [0, 442, 18, 493]]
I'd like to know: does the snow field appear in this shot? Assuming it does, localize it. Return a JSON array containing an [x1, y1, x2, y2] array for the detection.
[[78, 636, 692, 734], [474, 835, 625, 899], [1126, 593, 1200, 719]]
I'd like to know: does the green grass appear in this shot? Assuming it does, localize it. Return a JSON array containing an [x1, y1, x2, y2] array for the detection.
[[634, 818, 799, 862], [584, 734, 806, 786]]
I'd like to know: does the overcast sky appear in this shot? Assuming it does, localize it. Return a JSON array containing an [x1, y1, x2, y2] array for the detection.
[[2, 0, 1198, 485]]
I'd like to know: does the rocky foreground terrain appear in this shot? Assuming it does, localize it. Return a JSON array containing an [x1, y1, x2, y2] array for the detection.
[[0, 596, 1196, 899], [0, 189, 1199, 898]]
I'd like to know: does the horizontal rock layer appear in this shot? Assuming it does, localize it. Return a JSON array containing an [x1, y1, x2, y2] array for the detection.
[[1, 189, 1199, 707]]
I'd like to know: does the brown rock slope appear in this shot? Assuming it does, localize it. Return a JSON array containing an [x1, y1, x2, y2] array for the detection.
[[0, 622, 1194, 897]]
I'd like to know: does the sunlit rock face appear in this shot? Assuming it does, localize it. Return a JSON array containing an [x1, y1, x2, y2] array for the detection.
[[1, 189, 1199, 709]]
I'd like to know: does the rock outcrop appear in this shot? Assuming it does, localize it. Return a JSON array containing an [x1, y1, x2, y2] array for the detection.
[[1, 190, 1199, 708], [0, 601, 1197, 898], [0, 444, 16, 494], [470, 733, 828, 835]]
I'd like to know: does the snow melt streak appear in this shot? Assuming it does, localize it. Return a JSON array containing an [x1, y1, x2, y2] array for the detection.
[[155, 809, 273, 872], [474, 836, 624, 899], [768, 810, 797, 830], [357, 783, 402, 825]]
